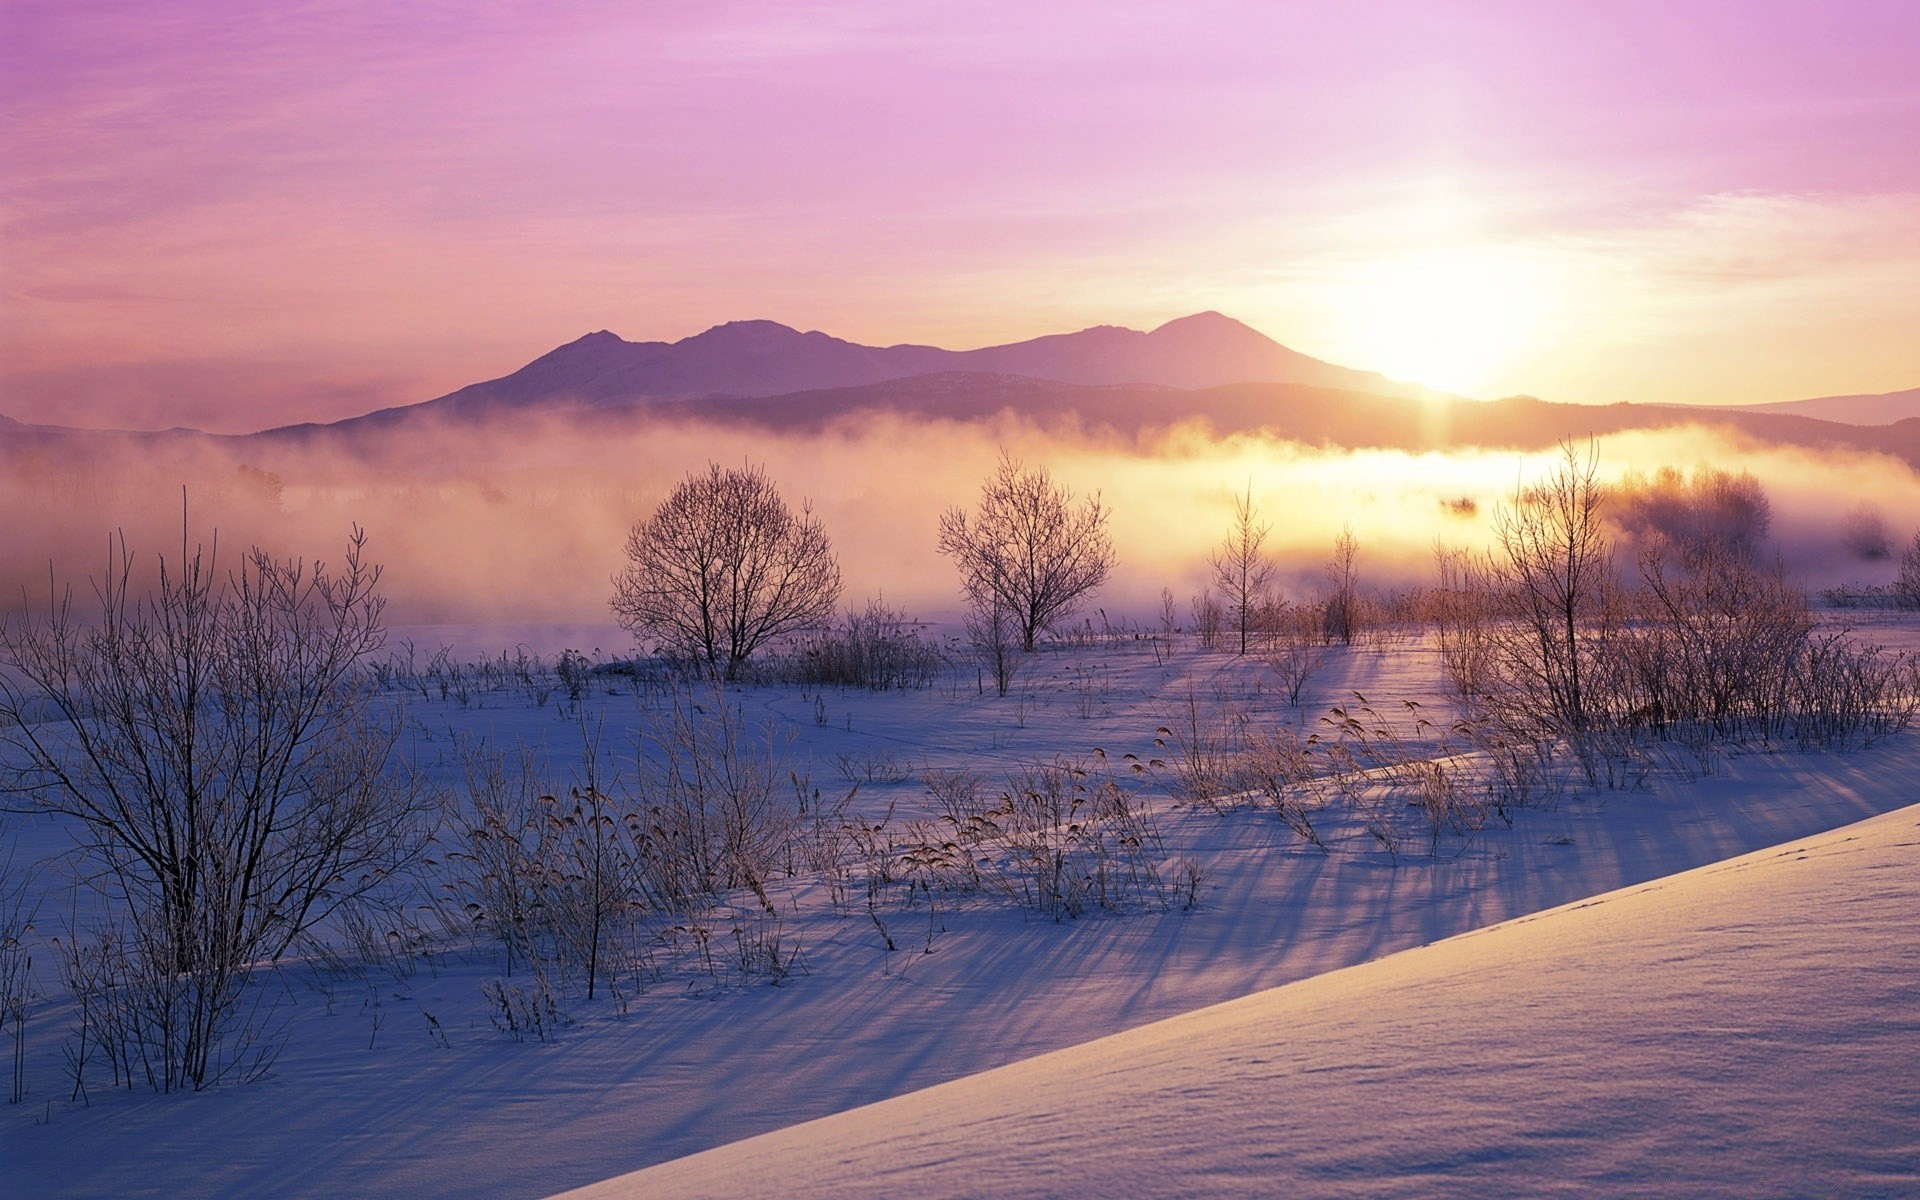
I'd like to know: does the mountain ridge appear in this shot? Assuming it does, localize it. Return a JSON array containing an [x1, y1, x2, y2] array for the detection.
[[319, 312, 1444, 430], [1709, 385, 1920, 426]]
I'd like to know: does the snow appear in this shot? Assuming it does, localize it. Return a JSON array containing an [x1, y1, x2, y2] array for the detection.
[[3, 631, 1917, 1198], [576, 799, 1920, 1199]]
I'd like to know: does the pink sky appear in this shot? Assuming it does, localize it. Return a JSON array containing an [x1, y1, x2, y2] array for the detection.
[[3, 0, 1918, 432]]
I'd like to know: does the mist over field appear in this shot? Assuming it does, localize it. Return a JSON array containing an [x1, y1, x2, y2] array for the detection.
[[4, 411, 1917, 632]]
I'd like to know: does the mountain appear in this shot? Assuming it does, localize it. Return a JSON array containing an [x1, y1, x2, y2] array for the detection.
[[314, 312, 1443, 429], [1717, 386, 1920, 426]]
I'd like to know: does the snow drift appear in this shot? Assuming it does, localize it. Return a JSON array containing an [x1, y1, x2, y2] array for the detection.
[[566, 803, 1920, 1199]]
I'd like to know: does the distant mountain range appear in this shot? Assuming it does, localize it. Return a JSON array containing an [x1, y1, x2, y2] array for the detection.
[[278, 311, 1447, 433], [1710, 386, 1920, 426], [3, 313, 1918, 469]]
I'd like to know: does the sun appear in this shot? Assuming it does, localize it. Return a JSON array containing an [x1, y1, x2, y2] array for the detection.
[[1336, 248, 1548, 396]]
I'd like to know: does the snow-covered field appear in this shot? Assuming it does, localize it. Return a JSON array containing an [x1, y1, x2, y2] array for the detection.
[[4, 623, 1918, 1198]]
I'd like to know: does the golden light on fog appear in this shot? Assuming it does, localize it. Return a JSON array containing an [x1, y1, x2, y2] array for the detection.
[[1338, 249, 1547, 396]]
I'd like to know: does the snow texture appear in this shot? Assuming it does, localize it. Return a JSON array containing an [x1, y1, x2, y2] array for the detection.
[[567, 802, 1920, 1199]]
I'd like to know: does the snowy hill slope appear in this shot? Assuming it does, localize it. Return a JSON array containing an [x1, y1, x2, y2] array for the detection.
[[571, 803, 1920, 1199]]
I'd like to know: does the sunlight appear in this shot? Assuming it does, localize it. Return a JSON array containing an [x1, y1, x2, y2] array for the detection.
[[1336, 248, 1547, 396]]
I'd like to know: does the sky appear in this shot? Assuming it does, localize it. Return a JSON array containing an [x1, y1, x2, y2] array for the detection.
[[3, 0, 1919, 433]]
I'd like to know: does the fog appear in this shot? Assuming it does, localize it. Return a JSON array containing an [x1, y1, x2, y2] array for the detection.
[[4, 411, 1918, 640]]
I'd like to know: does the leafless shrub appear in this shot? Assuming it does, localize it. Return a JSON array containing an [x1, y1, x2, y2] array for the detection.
[[1236, 727, 1329, 850], [1400, 759, 1491, 857], [1897, 532, 1920, 610], [729, 914, 805, 985], [1482, 440, 1618, 744], [443, 740, 550, 978], [0, 524, 428, 1092], [1611, 464, 1772, 560], [1153, 689, 1248, 810], [1320, 696, 1497, 857], [1624, 540, 1812, 740], [902, 761, 1172, 920], [1, 845, 36, 1104], [1189, 588, 1224, 651], [1322, 525, 1361, 647], [1608, 539, 1914, 751], [440, 726, 639, 1001], [626, 685, 797, 916], [1430, 544, 1496, 702], [55, 915, 282, 1096], [481, 976, 565, 1044], [772, 598, 944, 691], [1785, 634, 1919, 749], [1842, 502, 1893, 561], [1267, 602, 1329, 707], [966, 596, 1023, 697], [832, 748, 917, 786]]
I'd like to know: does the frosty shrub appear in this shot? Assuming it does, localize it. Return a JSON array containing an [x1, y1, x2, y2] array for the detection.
[[1153, 689, 1249, 810], [1430, 544, 1495, 702], [627, 685, 797, 914], [1841, 502, 1893, 561], [1236, 727, 1330, 850], [1189, 588, 1224, 651], [1322, 526, 1361, 647], [773, 599, 944, 691], [1482, 440, 1618, 745], [1611, 464, 1772, 561], [1606, 537, 1916, 751], [1267, 602, 1329, 707], [1, 842, 33, 1104], [922, 760, 1168, 920], [966, 594, 1024, 697], [0, 525, 428, 1093], [1624, 539, 1813, 742], [1897, 532, 1920, 610]]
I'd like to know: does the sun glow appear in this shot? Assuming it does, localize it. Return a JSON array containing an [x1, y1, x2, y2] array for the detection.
[[1336, 249, 1549, 397]]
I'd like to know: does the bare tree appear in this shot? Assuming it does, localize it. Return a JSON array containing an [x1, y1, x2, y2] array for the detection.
[[0, 525, 425, 1091], [1189, 588, 1224, 651], [1485, 440, 1616, 738], [966, 594, 1023, 697], [1430, 543, 1495, 701], [1842, 502, 1892, 561], [1630, 538, 1812, 738], [1897, 531, 1920, 610], [1210, 485, 1275, 655], [612, 462, 841, 681], [1323, 525, 1360, 646], [938, 452, 1114, 653], [1267, 602, 1329, 706], [1613, 465, 1771, 561]]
